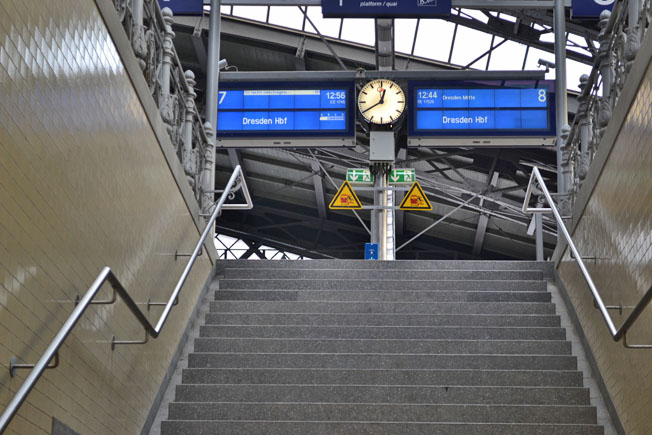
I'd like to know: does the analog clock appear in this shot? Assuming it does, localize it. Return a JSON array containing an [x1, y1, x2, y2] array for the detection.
[[357, 79, 406, 125]]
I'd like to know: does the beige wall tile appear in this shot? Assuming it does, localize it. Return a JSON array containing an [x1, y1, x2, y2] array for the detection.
[[558, 59, 652, 434], [0, 0, 213, 433]]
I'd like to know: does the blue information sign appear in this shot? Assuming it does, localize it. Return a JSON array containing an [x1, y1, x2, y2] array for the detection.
[[216, 82, 355, 139], [409, 80, 556, 140], [571, 0, 615, 19], [158, 0, 203, 15], [322, 0, 451, 18]]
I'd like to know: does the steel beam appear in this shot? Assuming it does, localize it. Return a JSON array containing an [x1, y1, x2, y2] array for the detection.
[[311, 160, 327, 218], [217, 0, 566, 7], [219, 69, 546, 82]]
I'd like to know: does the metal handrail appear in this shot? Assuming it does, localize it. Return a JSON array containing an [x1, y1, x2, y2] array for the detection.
[[0, 165, 252, 432], [522, 167, 652, 349]]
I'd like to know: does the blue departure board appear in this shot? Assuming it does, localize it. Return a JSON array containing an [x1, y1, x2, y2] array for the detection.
[[408, 80, 556, 140], [215, 82, 355, 139]]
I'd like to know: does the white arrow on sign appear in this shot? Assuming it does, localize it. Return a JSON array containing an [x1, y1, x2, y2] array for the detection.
[[350, 173, 358, 181]]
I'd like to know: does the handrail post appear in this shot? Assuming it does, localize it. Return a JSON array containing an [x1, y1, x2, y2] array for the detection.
[[535, 196, 544, 261]]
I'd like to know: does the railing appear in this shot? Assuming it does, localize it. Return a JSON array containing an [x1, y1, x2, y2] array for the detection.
[[522, 167, 652, 349], [114, 0, 215, 212], [560, 0, 651, 214], [0, 166, 252, 433]]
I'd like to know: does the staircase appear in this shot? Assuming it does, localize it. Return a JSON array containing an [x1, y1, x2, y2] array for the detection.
[[161, 260, 604, 434]]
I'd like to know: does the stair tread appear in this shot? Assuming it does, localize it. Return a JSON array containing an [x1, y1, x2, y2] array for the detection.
[[162, 261, 601, 434]]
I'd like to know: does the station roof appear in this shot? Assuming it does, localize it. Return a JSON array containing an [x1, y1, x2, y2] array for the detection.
[[170, 3, 602, 259]]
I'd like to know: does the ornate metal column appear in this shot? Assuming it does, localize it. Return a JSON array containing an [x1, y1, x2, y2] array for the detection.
[[597, 10, 613, 131], [201, 122, 216, 213], [159, 8, 176, 133], [577, 74, 592, 184], [183, 71, 198, 188]]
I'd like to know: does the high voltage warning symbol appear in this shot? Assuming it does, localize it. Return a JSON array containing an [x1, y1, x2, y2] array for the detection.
[[399, 182, 432, 211], [329, 181, 362, 209]]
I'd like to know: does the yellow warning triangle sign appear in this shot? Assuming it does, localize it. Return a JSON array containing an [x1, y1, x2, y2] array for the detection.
[[329, 181, 363, 210], [399, 181, 432, 211]]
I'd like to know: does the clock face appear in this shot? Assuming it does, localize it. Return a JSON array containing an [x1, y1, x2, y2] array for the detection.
[[357, 79, 406, 125]]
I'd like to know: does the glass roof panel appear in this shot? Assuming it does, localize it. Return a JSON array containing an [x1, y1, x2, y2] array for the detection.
[[268, 7, 305, 30], [340, 18, 375, 46], [305, 6, 341, 38], [413, 19, 455, 63], [449, 26, 492, 68], [488, 39, 527, 71], [459, 8, 489, 24], [395, 19, 418, 54], [231, 6, 268, 22]]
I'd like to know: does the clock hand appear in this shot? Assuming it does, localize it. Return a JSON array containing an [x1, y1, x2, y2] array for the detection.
[[362, 99, 382, 113], [361, 90, 387, 113]]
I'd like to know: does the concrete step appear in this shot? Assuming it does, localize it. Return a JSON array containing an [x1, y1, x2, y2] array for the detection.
[[209, 301, 557, 315], [219, 279, 548, 291], [199, 325, 566, 340], [161, 421, 603, 435], [193, 338, 572, 355], [168, 402, 596, 424], [223, 268, 544, 281], [181, 368, 585, 387], [220, 260, 552, 272], [206, 313, 561, 327], [173, 384, 589, 405], [187, 352, 576, 371], [214, 289, 551, 302]]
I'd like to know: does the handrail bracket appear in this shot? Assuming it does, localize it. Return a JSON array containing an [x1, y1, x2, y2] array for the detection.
[[111, 331, 149, 350], [623, 332, 652, 349], [10, 353, 59, 378]]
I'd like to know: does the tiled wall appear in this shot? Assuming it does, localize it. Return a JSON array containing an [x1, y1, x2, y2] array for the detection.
[[0, 1, 213, 434], [557, 40, 652, 435]]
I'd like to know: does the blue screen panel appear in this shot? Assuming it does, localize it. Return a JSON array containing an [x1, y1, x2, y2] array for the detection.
[[469, 110, 495, 129], [408, 80, 556, 139], [417, 111, 443, 130], [295, 92, 321, 109], [416, 89, 443, 108], [217, 111, 243, 131], [242, 112, 271, 130], [442, 110, 469, 129], [215, 81, 354, 140], [521, 110, 548, 128], [495, 89, 521, 108], [495, 110, 521, 129], [218, 90, 244, 110], [243, 92, 269, 109], [442, 90, 469, 108], [268, 112, 295, 130], [520, 89, 548, 108], [269, 93, 294, 109], [468, 89, 495, 108], [320, 111, 346, 130], [321, 90, 347, 108]]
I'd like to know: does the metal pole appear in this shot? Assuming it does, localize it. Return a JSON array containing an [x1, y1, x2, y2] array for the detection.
[[371, 166, 380, 248], [380, 169, 388, 260], [554, 0, 568, 245], [205, 0, 221, 205], [535, 212, 544, 261]]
